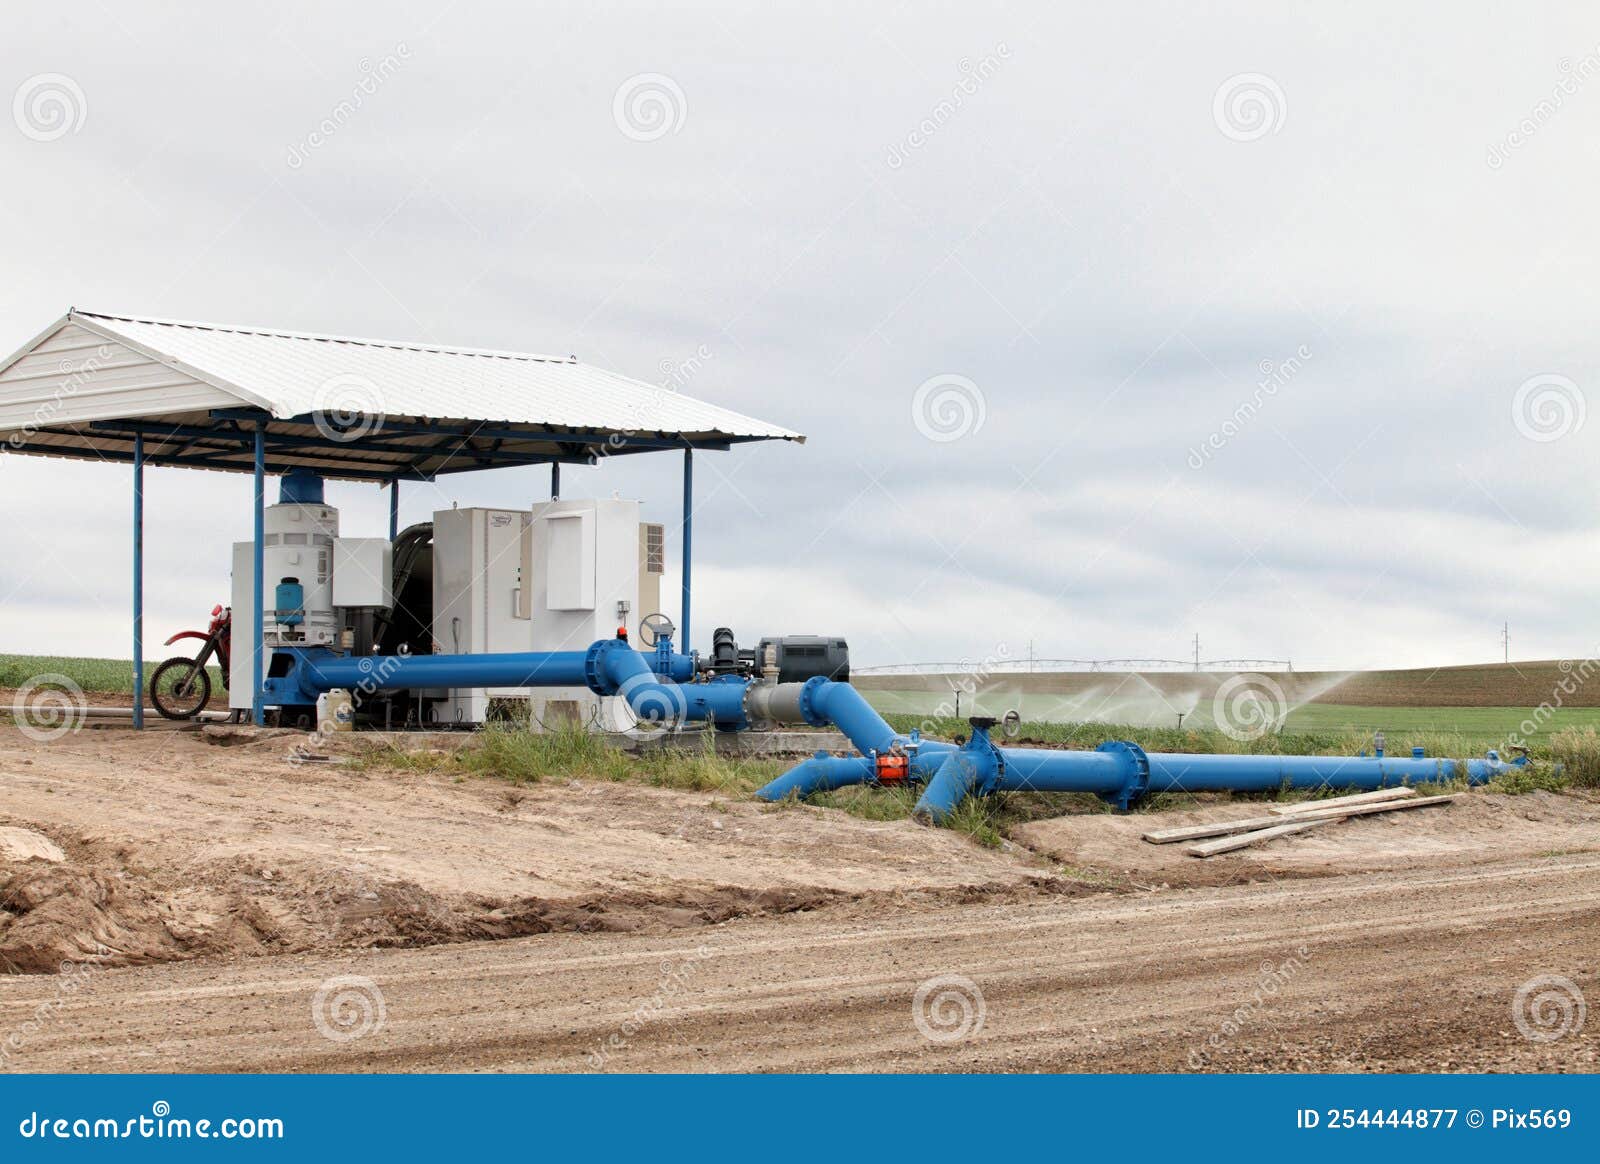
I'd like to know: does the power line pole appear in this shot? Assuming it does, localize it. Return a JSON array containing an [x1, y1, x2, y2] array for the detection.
[[1502, 621, 1509, 663], [1193, 632, 1201, 672]]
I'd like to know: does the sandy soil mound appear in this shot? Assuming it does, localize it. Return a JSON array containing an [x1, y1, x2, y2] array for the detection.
[[0, 725, 1050, 974], [1013, 788, 1600, 887]]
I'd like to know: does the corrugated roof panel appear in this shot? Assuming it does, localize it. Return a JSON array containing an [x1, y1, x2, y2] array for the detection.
[[71, 311, 801, 440], [0, 310, 801, 479]]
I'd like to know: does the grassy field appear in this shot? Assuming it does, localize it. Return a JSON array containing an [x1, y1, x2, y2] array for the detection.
[[0, 654, 224, 695], [0, 654, 146, 693], [1282, 703, 1600, 739]]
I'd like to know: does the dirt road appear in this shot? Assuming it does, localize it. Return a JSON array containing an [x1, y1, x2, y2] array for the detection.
[[1, 725, 1596, 1072]]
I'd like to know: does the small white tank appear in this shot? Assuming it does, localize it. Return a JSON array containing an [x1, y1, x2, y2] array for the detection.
[[317, 689, 354, 734]]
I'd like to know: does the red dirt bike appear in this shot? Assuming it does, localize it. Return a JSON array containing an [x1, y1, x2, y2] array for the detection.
[[149, 604, 232, 720]]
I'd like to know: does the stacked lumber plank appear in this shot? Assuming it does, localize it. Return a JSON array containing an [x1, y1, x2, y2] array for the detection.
[[1139, 787, 1456, 858]]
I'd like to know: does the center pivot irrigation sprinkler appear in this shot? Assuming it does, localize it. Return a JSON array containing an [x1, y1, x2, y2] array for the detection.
[[262, 636, 1525, 824]]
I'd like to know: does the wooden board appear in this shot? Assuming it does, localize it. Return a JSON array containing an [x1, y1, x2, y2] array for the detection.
[[1185, 818, 1333, 857], [1143, 793, 1457, 845], [1270, 787, 1416, 816]]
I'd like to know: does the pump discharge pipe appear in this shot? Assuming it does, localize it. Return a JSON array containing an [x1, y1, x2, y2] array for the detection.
[[261, 641, 1519, 822]]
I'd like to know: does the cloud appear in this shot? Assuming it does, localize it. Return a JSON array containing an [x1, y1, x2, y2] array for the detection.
[[1, 4, 1596, 668]]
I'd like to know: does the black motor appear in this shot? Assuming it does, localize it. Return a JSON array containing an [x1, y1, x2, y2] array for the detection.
[[755, 635, 850, 683]]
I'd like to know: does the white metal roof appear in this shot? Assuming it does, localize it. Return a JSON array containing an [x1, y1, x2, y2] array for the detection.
[[0, 309, 801, 480]]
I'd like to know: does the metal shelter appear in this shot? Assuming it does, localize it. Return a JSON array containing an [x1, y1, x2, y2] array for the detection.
[[0, 309, 803, 726]]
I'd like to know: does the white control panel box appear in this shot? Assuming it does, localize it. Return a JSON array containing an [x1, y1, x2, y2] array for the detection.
[[525, 497, 645, 731], [332, 538, 394, 608]]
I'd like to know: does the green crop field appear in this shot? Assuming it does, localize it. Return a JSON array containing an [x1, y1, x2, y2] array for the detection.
[[0, 654, 224, 695], [1281, 703, 1600, 739]]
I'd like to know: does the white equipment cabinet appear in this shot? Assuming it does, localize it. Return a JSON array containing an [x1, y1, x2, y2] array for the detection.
[[332, 538, 393, 608], [430, 507, 533, 723], [525, 497, 648, 731]]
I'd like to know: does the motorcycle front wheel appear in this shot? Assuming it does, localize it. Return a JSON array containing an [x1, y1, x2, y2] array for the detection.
[[149, 656, 212, 720]]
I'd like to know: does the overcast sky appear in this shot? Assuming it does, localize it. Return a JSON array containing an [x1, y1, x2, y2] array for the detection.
[[2, 2, 1598, 670]]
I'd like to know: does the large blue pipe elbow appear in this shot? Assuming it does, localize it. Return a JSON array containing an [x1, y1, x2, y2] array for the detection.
[[912, 751, 990, 822], [755, 755, 875, 802]]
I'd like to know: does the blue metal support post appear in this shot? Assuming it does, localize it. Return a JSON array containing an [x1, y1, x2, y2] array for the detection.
[[551, 462, 560, 499], [388, 479, 399, 541], [681, 448, 692, 651], [252, 425, 266, 726], [132, 434, 144, 730]]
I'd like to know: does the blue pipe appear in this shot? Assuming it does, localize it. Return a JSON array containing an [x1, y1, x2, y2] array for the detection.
[[752, 680, 1517, 823], [757, 754, 877, 801], [251, 426, 265, 726], [1142, 752, 1501, 792], [262, 639, 699, 707], [681, 448, 692, 651], [132, 433, 144, 731]]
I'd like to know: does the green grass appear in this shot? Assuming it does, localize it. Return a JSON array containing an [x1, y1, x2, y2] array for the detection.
[[350, 703, 1595, 855], [0, 654, 224, 695], [357, 722, 788, 797], [1281, 703, 1600, 741]]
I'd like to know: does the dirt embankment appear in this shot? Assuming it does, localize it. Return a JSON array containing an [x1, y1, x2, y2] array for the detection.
[[2, 723, 1597, 1074], [0, 725, 1050, 974]]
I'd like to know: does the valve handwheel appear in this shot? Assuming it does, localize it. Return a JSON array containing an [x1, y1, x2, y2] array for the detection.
[[638, 612, 676, 648]]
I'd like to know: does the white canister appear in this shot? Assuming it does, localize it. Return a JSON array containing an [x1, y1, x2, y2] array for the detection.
[[317, 688, 354, 733]]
